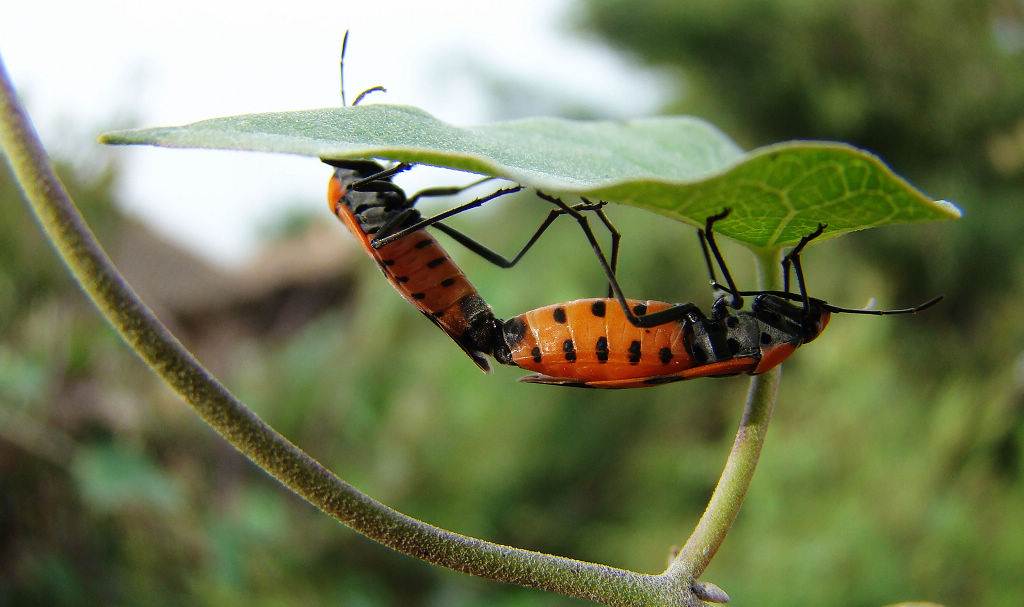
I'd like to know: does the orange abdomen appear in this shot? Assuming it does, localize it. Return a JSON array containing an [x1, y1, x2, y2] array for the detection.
[[504, 299, 697, 382], [329, 174, 494, 372], [330, 178, 478, 318], [374, 231, 479, 315]]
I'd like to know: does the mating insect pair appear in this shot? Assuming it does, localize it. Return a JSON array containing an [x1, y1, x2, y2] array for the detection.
[[325, 159, 941, 388], [325, 31, 940, 388], [324, 158, 619, 374], [325, 32, 621, 374]]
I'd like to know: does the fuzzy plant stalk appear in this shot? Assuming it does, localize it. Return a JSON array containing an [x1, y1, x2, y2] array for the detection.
[[669, 247, 782, 581]]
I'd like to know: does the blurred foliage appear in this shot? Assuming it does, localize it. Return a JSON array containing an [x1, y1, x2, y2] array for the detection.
[[579, 0, 1023, 164], [3, 1, 1024, 606]]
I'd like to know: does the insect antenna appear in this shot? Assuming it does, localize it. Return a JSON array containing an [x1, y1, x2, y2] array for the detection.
[[340, 30, 350, 107], [730, 221, 942, 316], [820, 295, 944, 315], [339, 31, 386, 107], [728, 289, 943, 315]]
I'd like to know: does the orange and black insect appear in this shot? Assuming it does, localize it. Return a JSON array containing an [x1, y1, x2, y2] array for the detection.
[[323, 33, 504, 370], [493, 207, 942, 388], [326, 160, 516, 372], [326, 163, 626, 371], [324, 35, 622, 371]]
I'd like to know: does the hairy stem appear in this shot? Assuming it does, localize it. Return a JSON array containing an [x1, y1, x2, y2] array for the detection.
[[0, 54, 720, 607], [666, 246, 783, 579]]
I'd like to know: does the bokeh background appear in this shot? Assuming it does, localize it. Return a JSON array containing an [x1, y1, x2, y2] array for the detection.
[[2, 1, 1023, 606]]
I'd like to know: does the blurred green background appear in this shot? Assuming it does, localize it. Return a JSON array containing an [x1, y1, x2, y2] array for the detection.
[[3, 1, 1023, 606]]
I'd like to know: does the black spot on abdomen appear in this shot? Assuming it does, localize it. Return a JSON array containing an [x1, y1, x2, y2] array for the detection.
[[563, 339, 576, 362], [628, 340, 642, 364], [595, 336, 609, 363]]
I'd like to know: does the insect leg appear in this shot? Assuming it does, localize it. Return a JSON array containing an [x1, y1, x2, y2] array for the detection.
[[579, 198, 621, 298], [534, 192, 699, 328], [429, 200, 598, 268], [699, 209, 744, 310], [782, 223, 826, 314], [369, 186, 524, 247], [349, 163, 413, 189], [369, 188, 618, 274], [406, 176, 499, 206]]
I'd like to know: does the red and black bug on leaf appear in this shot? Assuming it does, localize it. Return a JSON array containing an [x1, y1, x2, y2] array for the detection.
[[373, 187, 941, 388], [492, 202, 942, 388], [325, 160, 513, 372], [325, 33, 940, 387]]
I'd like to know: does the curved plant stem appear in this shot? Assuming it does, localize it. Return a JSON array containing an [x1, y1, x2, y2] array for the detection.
[[0, 54, 724, 607], [665, 246, 783, 580]]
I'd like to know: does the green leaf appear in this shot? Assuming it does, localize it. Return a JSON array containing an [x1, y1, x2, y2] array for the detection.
[[101, 104, 960, 248]]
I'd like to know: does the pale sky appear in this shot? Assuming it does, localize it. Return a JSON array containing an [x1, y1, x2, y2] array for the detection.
[[2, 0, 667, 266]]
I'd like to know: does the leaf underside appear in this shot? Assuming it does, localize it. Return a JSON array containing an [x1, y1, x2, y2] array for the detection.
[[100, 104, 960, 248]]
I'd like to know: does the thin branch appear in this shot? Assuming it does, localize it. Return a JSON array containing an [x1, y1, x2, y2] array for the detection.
[[0, 53, 718, 607], [665, 246, 783, 579]]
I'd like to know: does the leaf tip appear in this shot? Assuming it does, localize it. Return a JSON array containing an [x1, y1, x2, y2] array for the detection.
[[933, 199, 963, 219]]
